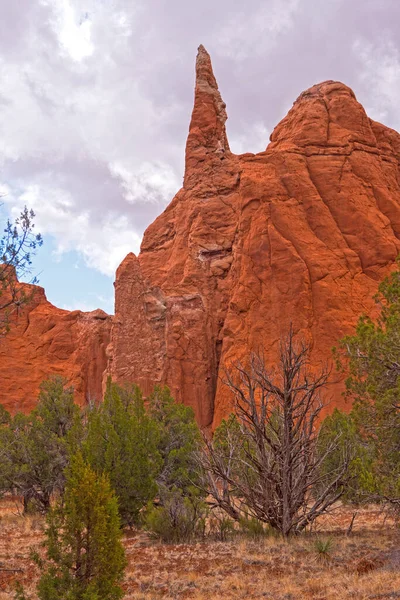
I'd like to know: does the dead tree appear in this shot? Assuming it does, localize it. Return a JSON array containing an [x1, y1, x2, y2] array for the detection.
[[200, 328, 351, 537]]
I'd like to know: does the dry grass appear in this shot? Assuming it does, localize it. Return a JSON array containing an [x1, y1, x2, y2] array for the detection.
[[0, 500, 399, 599]]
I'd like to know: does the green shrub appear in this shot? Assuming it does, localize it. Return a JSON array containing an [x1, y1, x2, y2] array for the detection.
[[83, 379, 160, 526], [209, 515, 235, 541], [239, 516, 271, 539], [0, 376, 81, 513], [148, 386, 203, 495], [144, 488, 207, 543], [335, 264, 400, 509], [314, 537, 334, 561]]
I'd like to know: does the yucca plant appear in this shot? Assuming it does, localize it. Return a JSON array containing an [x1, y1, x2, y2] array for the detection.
[[314, 537, 334, 561]]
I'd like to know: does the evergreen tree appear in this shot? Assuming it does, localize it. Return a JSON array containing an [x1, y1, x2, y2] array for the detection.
[[36, 453, 126, 600], [83, 380, 159, 526], [143, 386, 207, 542], [148, 385, 201, 495], [0, 376, 81, 511], [317, 408, 375, 503], [336, 265, 400, 505]]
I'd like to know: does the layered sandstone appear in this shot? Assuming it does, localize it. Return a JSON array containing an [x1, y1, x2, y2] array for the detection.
[[109, 47, 400, 427], [2, 47, 400, 426], [0, 280, 111, 412]]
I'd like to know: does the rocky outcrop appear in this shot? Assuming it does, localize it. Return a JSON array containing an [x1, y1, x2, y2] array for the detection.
[[107, 46, 242, 425], [110, 48, 400, 428], [0, 281, 111, 412], [2, 47, 400, 426]]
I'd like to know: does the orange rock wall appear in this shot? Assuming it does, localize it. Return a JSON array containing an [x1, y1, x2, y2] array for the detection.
[[2, 47, 400, 427], [0, 282, 111, 413], [109, 48, 400, 428]]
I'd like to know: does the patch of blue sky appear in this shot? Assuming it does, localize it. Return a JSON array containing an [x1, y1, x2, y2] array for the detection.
[[26, 235, 115, 314]]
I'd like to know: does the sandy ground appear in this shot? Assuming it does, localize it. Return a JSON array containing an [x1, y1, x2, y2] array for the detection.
[[0, 499, 399, 599]]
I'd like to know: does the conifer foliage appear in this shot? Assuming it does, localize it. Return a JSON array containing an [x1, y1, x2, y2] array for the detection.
[[0, 376, 81, 512], [334, 265, 400, 507], [36, 453, 126, 600], [83, 379, 160, 526]]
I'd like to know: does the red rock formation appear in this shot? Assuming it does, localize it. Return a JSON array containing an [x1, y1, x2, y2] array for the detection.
[[109, 47, 400, 428], [108, 46, 242, 425], [2, 47, 400, 427], [0, 281, 111, 413]]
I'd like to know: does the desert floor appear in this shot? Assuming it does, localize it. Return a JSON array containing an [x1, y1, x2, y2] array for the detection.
[[0, 499, 399, 599]]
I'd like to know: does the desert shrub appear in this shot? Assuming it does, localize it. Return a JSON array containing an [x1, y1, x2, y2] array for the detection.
[[144, 386, 206, 541], [200, 329, 350, 537], [317, 408, 375, 504], [313, 537, 334, 561], [144, 487, 207, 543], [209, 514, 236, 541], [239, 516, 272, 539], [148, 386, 203, 494], [335, 265, 400, 509]]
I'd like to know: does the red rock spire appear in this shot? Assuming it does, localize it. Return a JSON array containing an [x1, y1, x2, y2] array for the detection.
[[184, 45, 231, 188]]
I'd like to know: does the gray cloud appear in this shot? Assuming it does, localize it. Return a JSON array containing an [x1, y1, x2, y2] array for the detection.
[[1, 0, 400, 276]]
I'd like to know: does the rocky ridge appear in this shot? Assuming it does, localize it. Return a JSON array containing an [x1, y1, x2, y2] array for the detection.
[[2, 46, 400, 425], [0, 281, 111, 412], [109, 47, 400, 427]]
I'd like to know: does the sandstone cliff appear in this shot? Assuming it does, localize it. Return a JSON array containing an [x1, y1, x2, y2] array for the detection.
[[109, 46, 400, 427], [2, 46, 400, 426], [0, 281, 111, 412]]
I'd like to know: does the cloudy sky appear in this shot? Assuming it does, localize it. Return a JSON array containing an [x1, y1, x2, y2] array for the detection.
[[1, 0, 400, 313]]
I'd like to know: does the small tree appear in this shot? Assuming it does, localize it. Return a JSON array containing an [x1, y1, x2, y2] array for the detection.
[[0, 376, 81, 512], [336, 265, 400, 508], [317, 408, 375, 504], [0, 205, 42, 335], [36, 453, 126, 600], [147, 385, 202, 494], [83, 380, 160, 526], [144, 487, 207, 543], [201, 329, 350, 536], [144, 386, 207, 542]]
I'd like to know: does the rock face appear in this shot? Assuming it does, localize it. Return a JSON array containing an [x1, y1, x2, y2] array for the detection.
[[2, 47, 400, 426], [109, 46, 400, 428], [0, 281, 111, 412]]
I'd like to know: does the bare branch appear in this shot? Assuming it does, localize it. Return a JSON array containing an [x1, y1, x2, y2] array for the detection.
[[201, 326, 349, 536]]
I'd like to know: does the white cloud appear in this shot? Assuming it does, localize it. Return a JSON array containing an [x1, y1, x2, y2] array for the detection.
[[2, 182, 141, 276], [109, 161, 179, 204], [2, 0, 400, 301], [47, 0, 94, 61], [230, 122, 270, 154], [214, 0, 300, 60], [353, 39, 400, 129], [0, 0, 183, 278]]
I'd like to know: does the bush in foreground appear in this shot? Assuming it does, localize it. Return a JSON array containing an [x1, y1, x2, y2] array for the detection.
[[35, 453, 126, 600]]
